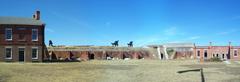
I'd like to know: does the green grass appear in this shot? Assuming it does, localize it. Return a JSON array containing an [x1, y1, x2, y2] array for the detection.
[[0, 60, 240, 82]]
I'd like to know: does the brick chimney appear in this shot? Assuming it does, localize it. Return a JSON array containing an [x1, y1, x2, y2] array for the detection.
[[33, 11, 40, 20], [229, 42, 232, 47], [209, 42, 212, 49], [193, 43, 196, 48]]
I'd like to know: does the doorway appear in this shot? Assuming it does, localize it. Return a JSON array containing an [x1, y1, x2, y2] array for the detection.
[[222, 54, 225, 59], [88, 53, 94, 60], [19, 48, 25, 62], [160, 53, 164, 59]]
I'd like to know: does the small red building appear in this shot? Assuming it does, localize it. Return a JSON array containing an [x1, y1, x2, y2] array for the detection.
[[194, 42, 240, 60], [148, 42, 240, 60], [0, 11, 45, 62]]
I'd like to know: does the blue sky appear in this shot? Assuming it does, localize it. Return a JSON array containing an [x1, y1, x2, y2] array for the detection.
[[1, 0, 240, 46]]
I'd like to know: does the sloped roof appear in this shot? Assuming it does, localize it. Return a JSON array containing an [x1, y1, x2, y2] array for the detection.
[[195, 46, 209, 48], [0, 16, 44, 25], [148, 43, 194, 48]]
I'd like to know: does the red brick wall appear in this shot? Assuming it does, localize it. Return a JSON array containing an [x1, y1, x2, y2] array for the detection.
[[174, 51, 193, 59], [194, 46, 240, 60], [0, 25, 44, 46], [231, 48, 240, 60], [47, 50, 152, 61], [0, 25, 45, 62]]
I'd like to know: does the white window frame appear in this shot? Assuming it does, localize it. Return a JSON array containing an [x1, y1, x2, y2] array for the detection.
[[234, 49, 238, 57], [5, 46, 12, 59], [32, 47, 38, 59], [5, 28, 12, 41], [32, 29, 38, 41], [196, 49, 200, 58]]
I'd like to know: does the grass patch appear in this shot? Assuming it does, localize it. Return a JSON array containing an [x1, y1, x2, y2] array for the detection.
[[0, 60, 239, 82]]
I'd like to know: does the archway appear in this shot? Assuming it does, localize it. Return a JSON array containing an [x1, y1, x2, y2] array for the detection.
[[106, 54, 112, 60], [88, 53, 95, 60], [137, 55, 143, 59]]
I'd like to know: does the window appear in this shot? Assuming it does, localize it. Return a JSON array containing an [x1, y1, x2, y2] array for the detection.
[[197, 50, 200, 58], [32, 29, 38, 41], [5, 47, 12, 59], [234, 50, 238, 57], [32, 47, 38, 59], [204, 50, 208, 58], [5, 28, 12, 40]]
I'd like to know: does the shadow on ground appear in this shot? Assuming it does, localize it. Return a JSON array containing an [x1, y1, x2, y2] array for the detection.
[[181, 63, 240, 82], [181, 64, 226, 68]]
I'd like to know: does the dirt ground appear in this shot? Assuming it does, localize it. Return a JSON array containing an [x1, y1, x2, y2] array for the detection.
[[0, 60, 240, 82]]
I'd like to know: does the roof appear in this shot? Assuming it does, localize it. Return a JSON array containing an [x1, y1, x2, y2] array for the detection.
[[195, 46, 209, 48], [148, 43, 194, 48], [163, 43, 194, 48], [147, 45, 163, 48], [232, 46, 240, 49], [0, 16, 44, 25]]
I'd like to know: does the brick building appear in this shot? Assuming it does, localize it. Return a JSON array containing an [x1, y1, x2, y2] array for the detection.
[[148, 42, 240, 60], [0, 11, 45, 62], [194, 42, 240, 60]]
